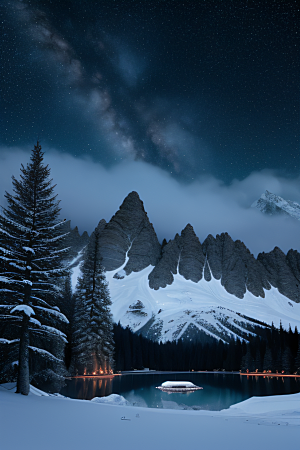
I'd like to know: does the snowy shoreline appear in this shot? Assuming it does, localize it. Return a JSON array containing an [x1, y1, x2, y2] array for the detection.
[[1, 383, 299, 450]]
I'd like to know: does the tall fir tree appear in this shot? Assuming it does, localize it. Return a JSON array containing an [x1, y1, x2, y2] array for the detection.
[[262, 346, 274, 372], [0, 142, 69, 394], [71, 223, 114, 375], [294, 337, 300, 374]]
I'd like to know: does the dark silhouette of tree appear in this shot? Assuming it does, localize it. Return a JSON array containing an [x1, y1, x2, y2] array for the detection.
[[0, 141, 69, 394], [71, 225, 114, 375], [112, 319, 299, 374]]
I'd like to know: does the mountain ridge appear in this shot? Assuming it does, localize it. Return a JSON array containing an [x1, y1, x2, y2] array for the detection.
[[71, 191, 300, 342]]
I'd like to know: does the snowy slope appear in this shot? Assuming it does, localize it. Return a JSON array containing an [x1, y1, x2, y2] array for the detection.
[[106, 260, 300, 343], [252, 190, 300, 221], [1, 383, 300, 450], [70, 245, 300, 343]]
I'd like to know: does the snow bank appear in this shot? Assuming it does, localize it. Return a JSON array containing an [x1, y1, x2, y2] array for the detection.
[[0, 383, 299, 450], [228, 392, 300, 415], [91, 393, 132, 406]]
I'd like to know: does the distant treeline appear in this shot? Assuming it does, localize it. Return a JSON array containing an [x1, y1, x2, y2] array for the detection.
[[113, 322, 300, 374]]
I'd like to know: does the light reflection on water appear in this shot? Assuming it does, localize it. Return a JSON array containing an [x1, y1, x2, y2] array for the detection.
[[66, 377, 114, 400], [61, 372, 300, 411]]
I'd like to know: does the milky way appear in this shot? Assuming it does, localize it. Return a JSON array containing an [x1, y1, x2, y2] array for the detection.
[[1, 0, 299, 183]]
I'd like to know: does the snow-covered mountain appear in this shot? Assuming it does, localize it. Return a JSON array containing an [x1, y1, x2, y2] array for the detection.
[[252, 190, 300, 221], [71, 191, 300, 342], [107, 261, 300, 343]]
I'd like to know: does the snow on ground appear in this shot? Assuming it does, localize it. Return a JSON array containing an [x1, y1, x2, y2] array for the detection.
[[0, 383, 299, 450], [91, 393, 131, 406], [105, 263, 300, 341]]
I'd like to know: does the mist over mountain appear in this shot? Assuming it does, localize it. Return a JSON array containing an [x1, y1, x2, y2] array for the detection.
[[1, 149, 300, 258], [252, 190, 300, 222]]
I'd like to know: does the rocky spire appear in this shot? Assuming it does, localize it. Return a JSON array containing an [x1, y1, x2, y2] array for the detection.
[[98, 191, 161, 274], [202, 232, 271, 299], [148, 224, 205, 289]]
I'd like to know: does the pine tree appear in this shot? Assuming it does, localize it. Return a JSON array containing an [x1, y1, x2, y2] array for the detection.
[[71, 224, 114, 375], [262, 346, 274, 372], [57, 273, 74, 370], [282, 347, 292, 374], [294, 337, 300, 374], [0, 142, 69, 394], [240, 345, 255, 372]]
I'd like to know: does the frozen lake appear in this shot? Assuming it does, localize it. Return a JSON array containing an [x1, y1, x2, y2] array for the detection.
[[61, 372, 300, 410]]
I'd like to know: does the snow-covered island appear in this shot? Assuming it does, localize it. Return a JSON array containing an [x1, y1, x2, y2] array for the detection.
[[1, 383, 299, 450], [157, 380, 203, 392]]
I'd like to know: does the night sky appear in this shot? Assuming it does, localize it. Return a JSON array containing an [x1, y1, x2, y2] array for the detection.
[[0, 0, 299, 254]]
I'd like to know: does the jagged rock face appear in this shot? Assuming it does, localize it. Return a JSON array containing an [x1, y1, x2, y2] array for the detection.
[[257, 247, 300, 303], [72, 191, 300, 305], [178, 224, 205, 282], [148, 234, 181, 289], [203, 233, 270, 299], [203, 258, 211, 281], [148, 224, 205, 289], [98, 191, 161, 273], [68, 191, 300, 345], [61, 220, 89, 261], [95, 219, 106, 234], [286, 249, 300, 283], [202, 234, 223, 280]]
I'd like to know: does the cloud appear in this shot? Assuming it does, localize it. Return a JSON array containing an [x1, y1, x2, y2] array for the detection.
[[0, 146, 300, 257]]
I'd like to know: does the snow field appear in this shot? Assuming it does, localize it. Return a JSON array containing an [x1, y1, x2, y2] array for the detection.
[[104, 264, 300, 341], [0, 383, 299, 450]]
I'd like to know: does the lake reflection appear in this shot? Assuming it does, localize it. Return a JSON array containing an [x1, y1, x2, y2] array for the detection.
[[64, 376, 114, 400], [61, 372, 300, 411]]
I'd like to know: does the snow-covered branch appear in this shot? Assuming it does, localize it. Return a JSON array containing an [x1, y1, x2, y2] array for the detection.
[[23, 247, 36, 255], [0, 277, 10, 283], [0, 338, 20, 345], [10, 305, 35, 317], [29, 325, 68, 343], [28, 346, 63, 362], [34, 305, 69, 323]]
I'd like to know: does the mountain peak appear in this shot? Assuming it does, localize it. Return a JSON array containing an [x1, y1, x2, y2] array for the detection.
[[181, 223, 195, 234], [98, 192, 160, 273], [252, 191, 300, 221], [120, 191, 144, 210]]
